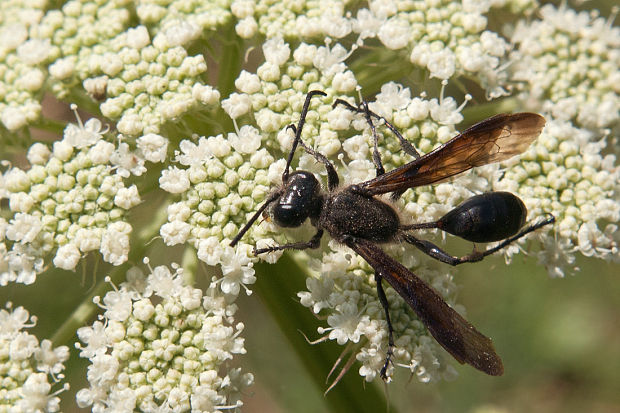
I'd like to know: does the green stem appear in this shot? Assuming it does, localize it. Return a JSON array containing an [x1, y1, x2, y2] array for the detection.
[[253, 253, 393, 413], [461, 97, 520, 124], [217, 25, 244, 98]]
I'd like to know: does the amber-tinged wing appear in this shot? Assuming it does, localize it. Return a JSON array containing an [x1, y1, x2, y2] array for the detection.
[[346, 237, 504, 376], [358, 113, 545, 196]]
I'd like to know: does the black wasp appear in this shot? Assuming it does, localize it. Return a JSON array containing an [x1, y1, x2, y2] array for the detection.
[[230, 90, 555, 379]]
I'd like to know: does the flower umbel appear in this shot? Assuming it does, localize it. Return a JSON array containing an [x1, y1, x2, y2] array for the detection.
[[0, 303, 69, 412], [1, 108, 139, 283], [0, 0, 617, 409], [75, 260, 252, 412]]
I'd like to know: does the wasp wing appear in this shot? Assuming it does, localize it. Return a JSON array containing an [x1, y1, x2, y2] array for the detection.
[[346, 238, 504, 376], [358, 113, 545, 196]]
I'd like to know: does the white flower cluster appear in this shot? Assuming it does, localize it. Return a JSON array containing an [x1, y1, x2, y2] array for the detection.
[[158, 129, 269, 296], [136, 0, 231, 32], [90, 24, 220, 136], [0, 0, 52, 131], [159, 39, 361, 270], [0, 303, 70, 412], [1, 110, 141, 284], [299, 245, 460, 383], [75, 261, 252, 412], [1, 0, 228, 136], [510, 4, 620, 131], [230, 0, 533, 97], [160, 38, 518, 381], [495, 118, 620, 276]]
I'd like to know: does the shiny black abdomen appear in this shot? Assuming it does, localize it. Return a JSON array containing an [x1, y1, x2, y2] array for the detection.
[[320, 189, 400, 243], [437, 192, 527, 243]]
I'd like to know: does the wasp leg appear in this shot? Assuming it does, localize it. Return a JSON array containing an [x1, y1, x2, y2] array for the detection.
[[253, 229, 324, 255]]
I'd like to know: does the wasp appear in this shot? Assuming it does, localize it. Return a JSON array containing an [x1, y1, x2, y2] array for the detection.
[[231, 90, 555, 378]]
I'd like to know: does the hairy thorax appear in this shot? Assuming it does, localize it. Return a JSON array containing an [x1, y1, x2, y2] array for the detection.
[[319, 188, 400, 244]]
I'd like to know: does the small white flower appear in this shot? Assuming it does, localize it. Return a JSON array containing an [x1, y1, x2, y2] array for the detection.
[[255, 108, 282, 133], [162, 20, 201, 46], [9, 192, 35, 213], [322, 302, 367, 345], [167, 202, 192, 222], [132, 299, 155, 321], [14, 373, 57, 412], [100, 223, 131, 266], [298, 276, 334, 314], [429, 96, 464, 125], [137, 133, 169, 163], [63, 113, 106, 149], [35, 339, 70, 376], [192, 83, 220, 105], [49, 57, 75, 80], [113, 185, 141, 209], [256, 61, 280, 82], [262, 37, 291, 66], [87, 352, 119, 386], [341, 159, 375, 183], [221, 93, 252, 119], [427, 49, 457, 80], [159, 166, 191, 194], [26, 143, 51, 165], [6, 213, 41, 243], [145, 265, 184, 298], [17, 38, 51, 65], [1, 106, 28, 131], [234, 71, 262, 94], [101, 289, 133, 322], [235, 16, 258, 38], [75, 228, 102, 252], [116, 113, 144, 136], [312, 43, 349, 75], [293, 43, 318, 66], [220, 247, 255, 296], [206, 134, 232, 158], [53, 243, 81, 270], [126, 25, 151, 49], [352, 8, 384, 39], [176, 137, 213, 166], [88, 140, 115, 164], [197, 237, 227, 266], [378, 18, 410, 50], [332, 70, 357, 93], [76, 322, 108, 358], [228, 125, 262, 155], [110, 142, 146, 177], [160, 221, 192, 246]]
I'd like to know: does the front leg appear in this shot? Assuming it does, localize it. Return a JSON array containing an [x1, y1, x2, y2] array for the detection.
[[286, 124, 339, 191], [253, 229, 324, 255]]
